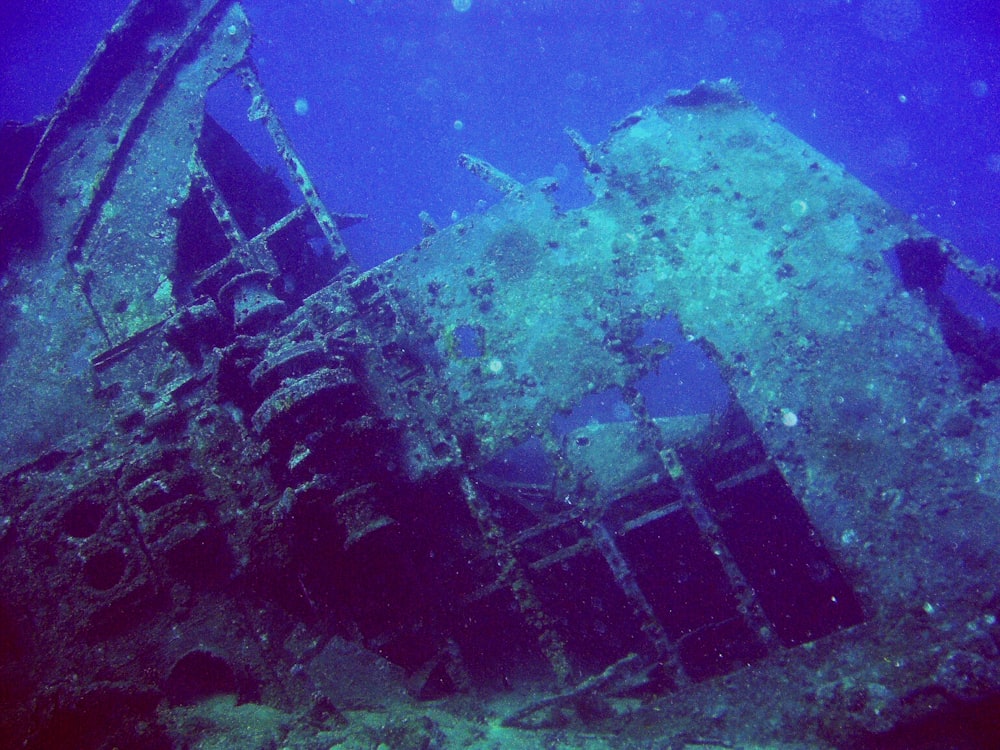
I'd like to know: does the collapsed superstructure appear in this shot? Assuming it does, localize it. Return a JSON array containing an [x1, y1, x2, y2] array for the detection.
[[2, 1, 999, 748]]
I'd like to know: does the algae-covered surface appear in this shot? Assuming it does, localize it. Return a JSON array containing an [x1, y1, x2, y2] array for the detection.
[[2, 3, 1000, 750], [163, 692, 810, 750]]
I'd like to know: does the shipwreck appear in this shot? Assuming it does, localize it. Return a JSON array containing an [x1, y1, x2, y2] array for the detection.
[[1, 1, 999, 748]]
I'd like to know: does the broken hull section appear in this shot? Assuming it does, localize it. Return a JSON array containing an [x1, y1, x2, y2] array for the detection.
[[1, 3, 999, 747]]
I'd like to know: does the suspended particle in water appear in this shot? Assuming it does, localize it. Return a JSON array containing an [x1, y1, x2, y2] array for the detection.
[[970, 79, 989, 98], [861, 0, 922, 42], [704, 11, 728, 36], [565, 70, 586, 92], [452, 0, 472, 12], [294, 97, 309, 116], [453, 119, 464, 131]]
